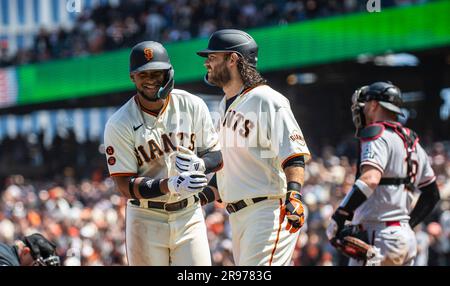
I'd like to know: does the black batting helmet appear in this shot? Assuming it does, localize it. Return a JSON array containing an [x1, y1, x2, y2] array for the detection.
[[197, 29, 258, 68], [129, 41, 174, 99]]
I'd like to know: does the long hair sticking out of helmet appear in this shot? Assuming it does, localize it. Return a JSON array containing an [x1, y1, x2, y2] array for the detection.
[[236, 56, 267, 89]]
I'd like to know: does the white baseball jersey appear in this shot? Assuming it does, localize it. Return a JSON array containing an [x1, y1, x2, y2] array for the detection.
[[352, 126, 436, 224], [104, 89, 220, 203], [216, 85, 310, 202]]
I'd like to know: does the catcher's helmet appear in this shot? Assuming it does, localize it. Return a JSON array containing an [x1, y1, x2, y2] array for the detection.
[[351, 81, 404, 134], [24, 233, 60, 266], [129, 41, 174, 99], [197, 29, 258, 68], [353, 81, 404, 115]]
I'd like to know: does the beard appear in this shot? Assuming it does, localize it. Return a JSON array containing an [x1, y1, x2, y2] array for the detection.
[[207, 62, 231, 87], [136, 84, 162, 102]]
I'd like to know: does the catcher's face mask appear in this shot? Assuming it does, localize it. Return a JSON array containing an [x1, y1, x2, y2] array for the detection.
[[351, 86, 368, 136], [32, 255, 61, 266]]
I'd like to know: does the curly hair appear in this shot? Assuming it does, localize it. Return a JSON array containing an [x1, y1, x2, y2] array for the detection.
[[222, 54, 266, 89], [237, 57, 267, 89]]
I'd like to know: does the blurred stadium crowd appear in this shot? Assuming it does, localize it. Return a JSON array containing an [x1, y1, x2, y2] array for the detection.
[[0, 130, 105, 181], [0, 132, 449, 265], [0, 0, 434, 67]]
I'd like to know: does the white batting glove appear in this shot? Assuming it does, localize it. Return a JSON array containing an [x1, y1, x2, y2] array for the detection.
[[175, 146, 206, 173], [167, 171, 207, 195]]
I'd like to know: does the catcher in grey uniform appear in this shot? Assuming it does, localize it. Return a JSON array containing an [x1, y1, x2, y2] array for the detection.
[[0, 233, 60, 266], [326, 82, 441, 266]]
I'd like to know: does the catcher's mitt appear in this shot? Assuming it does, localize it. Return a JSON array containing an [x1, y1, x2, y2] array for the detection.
[[330, 225, 373, 261]]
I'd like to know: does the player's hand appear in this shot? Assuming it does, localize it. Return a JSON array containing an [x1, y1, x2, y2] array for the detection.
[[280, 191, 305, 233], [326, 207, 351, 241], [175, 146, 206, 173], [167, 171, 207, 194]]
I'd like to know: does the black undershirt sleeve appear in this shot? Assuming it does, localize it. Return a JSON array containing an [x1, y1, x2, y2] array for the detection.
[[409, 181, 440, 228], [283, 156, 305, 169]]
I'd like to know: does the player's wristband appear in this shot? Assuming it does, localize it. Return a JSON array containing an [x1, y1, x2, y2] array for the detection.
[[286, 182, 303, 203], [283, 156, 305, 169], [138, 178, 165, 199], [198, 186, 216, 206], [129, 177, 138, 199], [287, 181, 302, 192], [338, 183, 368, 213]]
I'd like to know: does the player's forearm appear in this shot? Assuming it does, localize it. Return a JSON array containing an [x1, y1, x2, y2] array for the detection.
[[159, 178, 170, 195], [284, 165, 305, 186], [331, 168, 380, 226], [335, 165, 382, 215], [336, 182, 368, 219], [113, 176, 168, 199], [409, 181, 440, 228], [358, 165, 382, 190], [200, 150, 223, 174], [200, 174, 221, 205], [113, 176, 135, 199], [198, 186, 221, 206]]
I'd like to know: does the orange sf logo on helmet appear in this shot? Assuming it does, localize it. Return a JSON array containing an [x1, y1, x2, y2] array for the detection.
[[143, 48, 153, 61]]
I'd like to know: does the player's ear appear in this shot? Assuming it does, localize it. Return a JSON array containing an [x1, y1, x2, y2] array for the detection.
[[19, 247, 35, 266], [229, 53, 239, 65], [130, 73, 135, 83], [23, 247, 31, 255], [372, 100, 381, 112], [20, 246, 31, 259], [366, 100, 376, 112]]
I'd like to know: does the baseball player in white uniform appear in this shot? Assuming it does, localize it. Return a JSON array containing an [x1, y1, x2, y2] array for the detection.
[[327, 81, 441, 266], [197, 29, 311, 266], [104, 41, 223, 266]]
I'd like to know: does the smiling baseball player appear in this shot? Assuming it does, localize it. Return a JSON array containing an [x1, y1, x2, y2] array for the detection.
[[104, 41, 222, 266], [327, 82, 441, 266], [197, 29, 311, 266]]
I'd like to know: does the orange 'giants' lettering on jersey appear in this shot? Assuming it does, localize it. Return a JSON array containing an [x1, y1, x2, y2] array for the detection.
[[135, 132, 196, 164], [188, 134, 196, 151], [161, 134, 175, 153], [289, 131, 306, 146], [222, 109, 254, 138], [134, 148, 144, 166], [240, 119, 254, 138]]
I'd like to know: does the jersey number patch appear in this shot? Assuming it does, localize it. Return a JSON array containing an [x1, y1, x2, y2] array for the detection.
[[407, 159, 419, 186]]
